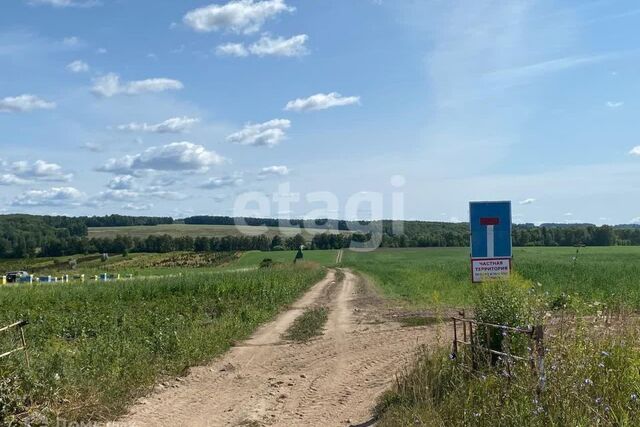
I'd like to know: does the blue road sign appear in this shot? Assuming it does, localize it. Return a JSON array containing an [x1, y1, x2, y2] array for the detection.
[[470, 201, 512, 282], [470, 201, 512, 258]]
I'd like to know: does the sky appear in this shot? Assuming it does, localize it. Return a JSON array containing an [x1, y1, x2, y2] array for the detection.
[[1, 0, 639, 225]]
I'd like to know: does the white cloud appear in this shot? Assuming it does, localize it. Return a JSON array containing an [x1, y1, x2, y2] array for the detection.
[[28, 0, 100, 7], [629, 146, 640, 156], [96, 47, 107, 54], [631, 217, 640, 224], [0, 174, 28, 185], [249, 34, 308, 57], [258, 165, 289, 179], [98, 142, 226, 174], [0, 94, 56, 113], [216, 43, 249, 57], [217, 34, 308, 58], [107, 175, 135, 190], [11, 187, 85, 207], [285, 92, 360, 112], [606, 101, 624, 108], [227, 119, 290, 147], [201, 174, 244, 189], [519, 198, 536, 205], [123, 203, 153, 211], [91, 73, 184, 97], [116, 116, 199, 133], [183, 0, 294, 34], [67, 59, 89, 73], [97, 189, 141, 202], [11, 160, 73, 182]]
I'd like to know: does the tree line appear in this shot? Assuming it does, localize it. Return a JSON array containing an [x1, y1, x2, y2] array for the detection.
[[1, 214, 639, 259]]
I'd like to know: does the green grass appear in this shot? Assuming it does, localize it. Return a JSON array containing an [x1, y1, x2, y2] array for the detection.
[[0, 263, 324, 424], [87, 224, 346, 239], [342, 247, 640, 309], [282, 307, 329, 342], [231, 250, 339, 269]]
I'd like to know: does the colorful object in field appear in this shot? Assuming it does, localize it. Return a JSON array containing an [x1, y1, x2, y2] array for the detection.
[[469, 201, 512, 283], [100, 273, 109, 281], [294, 245, 304, 263], [19, 275, 33, 283], [39, 276, 53, 283], [0, 276, 5, 285]]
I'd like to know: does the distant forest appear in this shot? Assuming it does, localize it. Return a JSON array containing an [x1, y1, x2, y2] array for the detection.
[[0, 214, 638, 259]]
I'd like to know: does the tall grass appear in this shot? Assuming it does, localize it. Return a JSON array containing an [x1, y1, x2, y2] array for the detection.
[[378, 318, 640, 426], [342, 247, 640, 309], [376, 272, 640, 426], [0, 263, 324, 424]]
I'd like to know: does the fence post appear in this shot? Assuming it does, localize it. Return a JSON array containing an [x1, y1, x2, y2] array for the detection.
[[19, 322, 29, 368], [452, 318, 458, 358]]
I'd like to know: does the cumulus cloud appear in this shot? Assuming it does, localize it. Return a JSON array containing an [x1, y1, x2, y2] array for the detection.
[[123, 203, 153, 211], [218, 34, 308, 57], [200, 174, 244, 189], [606, 101, 623, 108], [249, 34, 308, 57], [97, 188, 187, 203], [98, 142, 225, 174], [258, 165, 289, 179], [0, 174, 29, 185], [285, 92, 360, 112], [184, 0, 294, 34], [629, 146, 640, 156], [216, 43, 249, 57], [11, 160, 73, 182], [116, 116, 199, 133], [67, 59, 89, 73], [107, 175, 135, 190], [519, 198, 536, 205], [11, 187, 85, 207], [91, 73, 184, 97], [227, 119, 290, 147], [0, 95, 56, 113]]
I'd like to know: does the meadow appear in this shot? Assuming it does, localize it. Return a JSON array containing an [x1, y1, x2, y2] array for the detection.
[[0, 263, 324, 424], [342, 246, 640, 310], [87, 223, 344, 239], [2, 246, 640, 424]]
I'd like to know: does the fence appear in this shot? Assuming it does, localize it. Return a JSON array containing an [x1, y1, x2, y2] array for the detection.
[[0, 320, 30, 368], [451, 313, 545, 392]]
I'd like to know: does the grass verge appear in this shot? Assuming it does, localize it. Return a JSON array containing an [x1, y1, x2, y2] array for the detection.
[[282, 307, 329, 342], [0, 263, 324, 424]]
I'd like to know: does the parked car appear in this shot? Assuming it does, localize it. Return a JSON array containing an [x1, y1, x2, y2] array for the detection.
[[6, 271, 29, 283]]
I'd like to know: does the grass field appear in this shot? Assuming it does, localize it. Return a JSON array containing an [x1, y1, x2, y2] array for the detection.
[[0, 263, 324, 424], [342, 246, 640, 309], [88, 224, 344, 239]]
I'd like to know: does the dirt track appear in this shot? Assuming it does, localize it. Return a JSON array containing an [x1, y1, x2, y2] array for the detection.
[[121, 270, 442, 427]]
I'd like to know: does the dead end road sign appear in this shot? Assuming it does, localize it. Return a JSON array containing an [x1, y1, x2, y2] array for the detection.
[[469, 201, 513, 283]]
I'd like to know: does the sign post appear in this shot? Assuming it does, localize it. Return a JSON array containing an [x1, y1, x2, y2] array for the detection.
[[470, 201, 512, 283]]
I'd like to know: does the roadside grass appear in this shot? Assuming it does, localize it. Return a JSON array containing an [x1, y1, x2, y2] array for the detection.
[[0, 263, 324, 424], [282, 307, 329, 342], [342, 247, 640, 310], [377, 310, 640, 426]]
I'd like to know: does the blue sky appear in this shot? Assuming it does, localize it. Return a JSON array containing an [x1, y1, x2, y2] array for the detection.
[[1, 0, 639, 224]]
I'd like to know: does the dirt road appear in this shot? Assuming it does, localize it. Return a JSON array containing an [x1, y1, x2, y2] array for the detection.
[[122, 270, 442, 427]]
